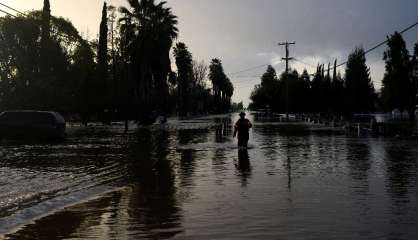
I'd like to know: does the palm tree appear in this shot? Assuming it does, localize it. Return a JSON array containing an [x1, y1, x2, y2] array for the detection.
[[173, 42, 193, 117], [119, 0, 178, 122], [209, 58, 223, 112], [209, 58, 234, 113], [150, 3, 178, 114], [223, 79, 234, 111]]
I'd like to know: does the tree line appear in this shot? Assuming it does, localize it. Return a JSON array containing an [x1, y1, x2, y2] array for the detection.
[[0, 0, 234, 124], [250, 32, 418, 120]]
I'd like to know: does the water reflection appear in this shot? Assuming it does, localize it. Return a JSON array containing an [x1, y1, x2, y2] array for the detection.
[[178, 149, 196, 188], [286, 153, 292, 190], [0, 126, 130, 226], [346, 139, 371, 201], [4, 194, 116, 239], [126, 128, 183, 239], [384, 144, 413, 198], [235, 149, 251, 186], [347, 140, 371, 182], [3, 115, 418, 240], [214, 117, 232, 143], [4, 127, 184, 240], [383, 141, 418, 240]]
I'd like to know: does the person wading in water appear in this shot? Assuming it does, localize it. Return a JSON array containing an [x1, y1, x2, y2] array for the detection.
[[233, 112, 253, 148]]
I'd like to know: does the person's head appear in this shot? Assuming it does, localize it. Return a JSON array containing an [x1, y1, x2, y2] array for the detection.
[[239, 112, 246, 119]]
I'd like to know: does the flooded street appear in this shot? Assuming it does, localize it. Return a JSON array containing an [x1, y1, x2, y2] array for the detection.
[[1, 114, 418, 239]]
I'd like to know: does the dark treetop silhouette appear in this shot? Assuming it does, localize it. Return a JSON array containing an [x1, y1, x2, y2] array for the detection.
[[0, 0, 234, 124], [250, 33, 418, 120]]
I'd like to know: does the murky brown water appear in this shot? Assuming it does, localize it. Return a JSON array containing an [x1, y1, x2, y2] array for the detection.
[[1, 114, 418, 239]]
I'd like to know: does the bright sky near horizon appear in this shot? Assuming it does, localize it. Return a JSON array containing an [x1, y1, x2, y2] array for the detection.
[[2, 0, 418, 106]]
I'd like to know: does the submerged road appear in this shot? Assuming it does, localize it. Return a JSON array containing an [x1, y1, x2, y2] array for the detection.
[[1, 114, 418, 239]]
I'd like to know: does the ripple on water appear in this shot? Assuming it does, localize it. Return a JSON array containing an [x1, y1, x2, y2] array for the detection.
[[2, 115, 418, 239]]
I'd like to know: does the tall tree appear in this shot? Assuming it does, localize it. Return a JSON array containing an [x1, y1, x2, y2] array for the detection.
[[119, 0, 178, 122], [71, 42, 96, 123], [192, 60, 208, 88], [311, 64, 324, 113], [151, 5, 178, 115], [381, 32, 415, 119], [190, 60, 211, 114], [41, 0, 50, 44], [209, 58, 224, 113], [345, 47, 375, 114], [299, 69, 312, 112], [97, 2, 109, 112], [331, 59, 345, 113], [261, 65, 277, 88], [39, 0, 51, 93], [173, 42, 193, 117], [332, 59, 337, 82], [250, 67, 312, 113], [209, 58, 233, 113], [250, 66, 280, 112], [322, 63, 332, 111], [223, 78, 234, 111], [107, 4, 118, 107], [412, 44, 418, 115], [0, 15, 41, 109], [0, 11, 88, 112], [260, 65, 278, 110]]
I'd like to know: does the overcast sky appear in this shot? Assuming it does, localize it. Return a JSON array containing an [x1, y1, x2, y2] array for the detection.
[[2, 0, 418, 105]]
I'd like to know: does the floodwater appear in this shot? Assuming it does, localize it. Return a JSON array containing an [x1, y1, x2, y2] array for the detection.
[[1, 114, 418, 239]]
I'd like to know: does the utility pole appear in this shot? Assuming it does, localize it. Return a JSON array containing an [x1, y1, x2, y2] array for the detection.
[[278, 41, 295, 119]]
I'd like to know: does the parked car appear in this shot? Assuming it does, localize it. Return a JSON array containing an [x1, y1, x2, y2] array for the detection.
[[0, 111, 66, 140]]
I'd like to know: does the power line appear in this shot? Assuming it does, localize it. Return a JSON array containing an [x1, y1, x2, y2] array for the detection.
[[363, 21, 418, 56], [232, 20, 418, 91], [331, 21, 418, 70], [0, 8, 16, 17], [231, 20, 418, 90], [229, 64, 270, 76], [235, 84, 259, 90], [292, 20, 418, 77], [0, 2, 25, 16], [235, 81, 259, 86], [231, 64, 285, 86], [232, 78, 261, 85], [228, 60, 286, 80], [293, 58, 317, 69], [231, 75, 263, 79], [0, 1, 93, 47]]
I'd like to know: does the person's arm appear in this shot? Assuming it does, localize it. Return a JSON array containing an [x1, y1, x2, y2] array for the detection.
[[248, 120, 253, 129]]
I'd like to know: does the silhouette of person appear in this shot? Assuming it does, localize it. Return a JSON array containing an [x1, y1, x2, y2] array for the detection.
[[233, 112, 252, 148]]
